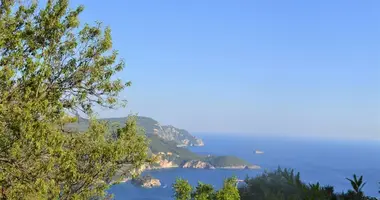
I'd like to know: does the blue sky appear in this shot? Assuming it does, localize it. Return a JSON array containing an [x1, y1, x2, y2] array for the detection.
[[70, 0, 379, 139]]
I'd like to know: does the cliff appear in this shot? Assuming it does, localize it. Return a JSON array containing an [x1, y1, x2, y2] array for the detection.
[[67, 116, 204, 146], [148, 154, 178, 169], [179, 157, 260, 170], [131, 175, 161, 188], [138, 116, 204, 146], [66, 116, 260, 172], [181, 160, 215, 169]]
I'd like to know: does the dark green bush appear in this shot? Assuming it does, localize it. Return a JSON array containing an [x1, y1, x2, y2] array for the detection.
[[239, 168, 376, 200], [174, 168, 378, 200]]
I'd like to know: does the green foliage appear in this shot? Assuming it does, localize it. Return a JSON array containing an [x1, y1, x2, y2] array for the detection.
[[215, 177, 240, 200], [173, 177, 239, 200], [238, 168, 376, 200], [339, 174, 374, 200], [0, 0, 149, 199], [175, 168, 377, 200], [205, 156, 249, 168], [66, 116, 255, 168], [239, 168, 306, 200], [192, 182, 215, 200], [173, 178, 192, 200], [346, 175, 366, 194], [148, 135, 201, 163], [71, 116, 201, 145], [66, 117, 206, 165], [0, 0, 128, 115], [65, 116, 253, 168], [56, 118, 149, 199]]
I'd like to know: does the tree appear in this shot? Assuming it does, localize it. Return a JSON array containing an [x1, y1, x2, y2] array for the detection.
[[0, 0, 149, 199], [192, 182, 215, 200], [173, 178, 192, 200], [0, 0, 128, 115], [346, 175, 366, 196], [238, 168, 377, 200], [173, 178, 239, 200], [215, 177, 240, 200]]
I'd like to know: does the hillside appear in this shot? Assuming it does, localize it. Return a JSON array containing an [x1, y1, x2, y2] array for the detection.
[[136, 116, 204, 146], [148, 134, 201, 164], [148, 135, 258, 169], [205, 155, 259, 169], [66, 116, 259, 169], [67, 116, 204, 147]]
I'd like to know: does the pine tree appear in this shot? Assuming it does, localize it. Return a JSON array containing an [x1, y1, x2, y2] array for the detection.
[[0, 0, 149, 199], [173, 178, 192, 200]]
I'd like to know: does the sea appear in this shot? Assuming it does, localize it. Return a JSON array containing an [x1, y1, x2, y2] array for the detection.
[[109, 134, 380, 200]]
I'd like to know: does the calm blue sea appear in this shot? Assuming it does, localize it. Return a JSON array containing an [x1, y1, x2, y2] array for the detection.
[[109, 134, 380, 199]]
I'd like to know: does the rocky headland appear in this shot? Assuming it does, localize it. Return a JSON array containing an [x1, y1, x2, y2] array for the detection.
[[131, 175, 161, 188], [181, 160, 216, 169], [68, 115, 261, 189]]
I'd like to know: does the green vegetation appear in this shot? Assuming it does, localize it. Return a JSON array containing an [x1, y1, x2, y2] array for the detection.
[[67, 116, 253, 167], [106, 116, 202, 146], [215, 177, 241, 200], [205, 156, 250, 168], [161, 125, 200, 145], [67, 116, 202, 146], [173, 179, 194, 200], [148, 134, 201, 164], [173, 177, 240, 200], [0, 0, 150, 199], [173, 168, 379, 200], [67, 117, 202, 165], [148, 135, 249, 167], [1, 1, 377, 200], [135, 116, 160, 135], [193, 182, 216, 200], [131, 175, 161, 188], [239, 168, 377, 200]]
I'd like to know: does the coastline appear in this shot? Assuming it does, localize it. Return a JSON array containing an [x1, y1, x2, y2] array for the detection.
[[142, 164, 261, 172]]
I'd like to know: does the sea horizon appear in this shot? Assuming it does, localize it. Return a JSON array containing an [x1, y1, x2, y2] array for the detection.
[[191, 132, 380, 142]]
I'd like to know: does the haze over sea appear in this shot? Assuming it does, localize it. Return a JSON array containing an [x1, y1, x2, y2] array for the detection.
[[109, 134, 380, 200]]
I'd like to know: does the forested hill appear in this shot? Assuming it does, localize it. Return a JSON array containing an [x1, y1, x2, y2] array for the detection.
[[69, 116, 204, 147], [66, 116, 259, 168]]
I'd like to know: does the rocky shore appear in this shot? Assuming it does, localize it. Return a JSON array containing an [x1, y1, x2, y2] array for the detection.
[[131, 159, 260, 174], [179, 160, 260, 170], [218, 165, 261, 170], [118, 158, 260, 189], [181, 160, 216, 169], [131, 175, 161, 188], [148, 158, 178, 170]]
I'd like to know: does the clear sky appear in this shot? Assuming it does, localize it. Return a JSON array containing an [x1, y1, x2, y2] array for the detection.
[[70, 0, 379, 139]]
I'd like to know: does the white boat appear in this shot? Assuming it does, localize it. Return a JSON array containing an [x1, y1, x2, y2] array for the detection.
[[255, 150, 264, 154]]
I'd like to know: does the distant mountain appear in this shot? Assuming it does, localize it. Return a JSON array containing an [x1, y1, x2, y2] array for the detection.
[[134, 116, 204, 147], [66, 116, 259, 170], [69, 116, 204, 147]]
